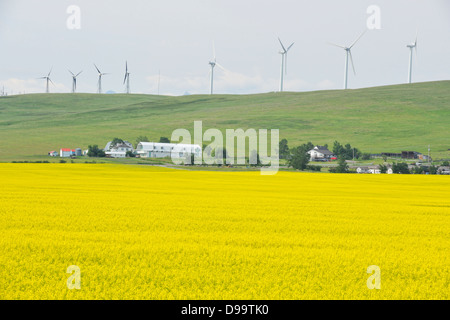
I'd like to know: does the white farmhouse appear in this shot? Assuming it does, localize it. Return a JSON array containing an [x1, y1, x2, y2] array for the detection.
[[104, 140, 134, 158], [105, 143, 134, 158], [136, 142, 202, 159], [307, 146, 336, 161]]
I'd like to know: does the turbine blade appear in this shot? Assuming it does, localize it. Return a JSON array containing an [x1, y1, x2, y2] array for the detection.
[[212, 41, 216, 61], [349, 50, 356, 75], [94, 64, 101, 74], [278, 38, 287, 52], [328, 42, 346, 49], [215, 62, 228, 72], [286, 42, 294, 52], [48, 67, 53, 77], [49, 78, 55, 86], [76, 71, 83, 77], [349, 30, 366, 49], [68, 70, 75, 76], [123, 73, 128, 85]]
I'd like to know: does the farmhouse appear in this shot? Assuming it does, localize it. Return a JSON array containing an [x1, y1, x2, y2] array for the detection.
[[105, 143, 134, 158], [136, 142, 202, 159], [48, 151, 58, 157], [104, 140, 134, 158], [105, 140, 134, 151], [308, 146, 336, 161]]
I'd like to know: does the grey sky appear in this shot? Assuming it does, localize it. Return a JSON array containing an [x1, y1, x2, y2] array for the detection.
[[1, 0, 449, 95]]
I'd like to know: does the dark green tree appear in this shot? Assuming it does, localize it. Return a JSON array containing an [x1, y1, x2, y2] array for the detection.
[[87, 145, 106, 158], [279, 139, 290, 159], [159, 137, 170, 143], [111, 138, 124, 147], [412, 166, 424, 174], [429, 165, 438, 175], [333, 141, 345, 158], [289, 144, 309, 170], [392, 162, 410, 174], [335, 156, 349, 173]]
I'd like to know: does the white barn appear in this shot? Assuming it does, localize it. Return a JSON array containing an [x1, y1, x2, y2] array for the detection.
[[136, 142, 202, 159]]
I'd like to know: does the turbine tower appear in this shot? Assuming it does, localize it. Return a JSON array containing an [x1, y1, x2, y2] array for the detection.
[[329, 31, 366, 89], [39, 68, 54, 93], [123, 61, 130, 94], [278, 38, 294, 92], [94, 64, 109, 94], [407, 33, 418, 84], [69, 70, 82, 93], [209, 43, 216, 95]]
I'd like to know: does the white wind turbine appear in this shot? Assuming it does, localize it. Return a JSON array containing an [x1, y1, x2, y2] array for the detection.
[[69, 70, 82, 93], [123, 61, 130, 94], [329, 31, 366, 89], [208, 42, 226, 95], [38, 68, 54, 93], [94, 64, 109, 94], [278, 38, 294, 92], [407, 32, 418, 84]]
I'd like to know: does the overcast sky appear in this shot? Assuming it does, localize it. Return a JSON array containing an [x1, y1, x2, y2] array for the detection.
[[1, 0, 449, 95]]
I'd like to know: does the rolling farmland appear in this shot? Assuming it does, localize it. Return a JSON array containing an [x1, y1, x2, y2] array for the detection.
[[0, 81, 450, 161]]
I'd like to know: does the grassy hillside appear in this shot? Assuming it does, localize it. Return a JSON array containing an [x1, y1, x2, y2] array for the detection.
[[0, 81, 449, 161]]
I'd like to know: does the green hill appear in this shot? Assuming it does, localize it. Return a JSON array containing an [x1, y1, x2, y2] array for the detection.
[[1, 81, 449, 161]]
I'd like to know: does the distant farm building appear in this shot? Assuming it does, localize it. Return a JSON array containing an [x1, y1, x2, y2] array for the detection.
[[136, 142, 202, 159], [356, 166, 382, 174], [48, 151, 58, 157], [105, 143, 134, 158], [381, 152, 402, 158], [104, 140, 134, 158], [105, 140, 133, 151], [402, 151, 422, 159], [60, 148, 75, 158], [308, 146, 336, 161]]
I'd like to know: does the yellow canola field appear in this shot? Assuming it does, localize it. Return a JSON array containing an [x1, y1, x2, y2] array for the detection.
[[0, 164, 449, 300]]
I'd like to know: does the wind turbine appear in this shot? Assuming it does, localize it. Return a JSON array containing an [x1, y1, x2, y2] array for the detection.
[[208, 43, 217, 95], [278, 38, 294, 92], [94, 64, 109, 94], [39, 68, 54, 93], [69, 70, 82, 93], [407, 32, 418, 84], [123, 61, 130, 94], [329, 31, 366, 89], [208, 42, 227, 95]]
